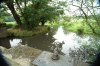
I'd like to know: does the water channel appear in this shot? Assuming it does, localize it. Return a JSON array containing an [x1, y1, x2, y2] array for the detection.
[[0, 26, 100, 60]]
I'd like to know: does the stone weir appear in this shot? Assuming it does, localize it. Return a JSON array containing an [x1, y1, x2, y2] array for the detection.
[[0, 45, 89, 66], [0, 44, 42, 66]]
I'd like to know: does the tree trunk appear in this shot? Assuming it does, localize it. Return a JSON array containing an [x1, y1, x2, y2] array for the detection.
[[5, 2, 22, 27], [15, 0, 29, 26], [85, 19, 96, 34], [71, 4, 97, 34], [79, 7, 97, 34]]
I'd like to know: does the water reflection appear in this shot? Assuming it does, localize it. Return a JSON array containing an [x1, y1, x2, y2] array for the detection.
[[0, 38, 11, 48], [9, 39, 22, 47], [53, 26, 65, 42], [52, 26, 100, 56], [53, 26, 80, 54]]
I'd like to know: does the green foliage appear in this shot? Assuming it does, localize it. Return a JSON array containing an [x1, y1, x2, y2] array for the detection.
[[6, 24, 15, 28], [77, 28, 84, 35], [5, 21, 16, 28], [5, 21, 16, 25], [62, 18, 99, 34], [4, 16, 15, 22], [0, 5, 11, 22], [0, 18, 4, 22], [63, 16, 71, 22], [0, 5, 15, 28], [8, 0, 64, 29]]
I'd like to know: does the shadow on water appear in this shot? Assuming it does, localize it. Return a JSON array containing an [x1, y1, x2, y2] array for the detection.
[[0, 27, 57, 51], [0, 38, 11, 48]]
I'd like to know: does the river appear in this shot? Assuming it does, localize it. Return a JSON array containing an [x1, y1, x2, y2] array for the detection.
[[0, 26, 100, 59]]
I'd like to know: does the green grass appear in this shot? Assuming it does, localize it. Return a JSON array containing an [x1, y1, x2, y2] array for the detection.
[[3, 21, 49, 37], [5, 21, 16, 25], [64, 22, 92, 34], [47, 18, 100, 34], [5, 21, 17, 28]]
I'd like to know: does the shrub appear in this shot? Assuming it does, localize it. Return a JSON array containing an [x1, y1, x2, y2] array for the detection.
[[77, 28, 84, 35]]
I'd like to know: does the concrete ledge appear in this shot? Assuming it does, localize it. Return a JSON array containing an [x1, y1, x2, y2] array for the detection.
[[0, 45, 42, 66], [32, 51, 73, 66]]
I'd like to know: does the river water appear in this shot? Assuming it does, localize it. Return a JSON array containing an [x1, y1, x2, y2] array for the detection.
[[0, 26, 100, 56]]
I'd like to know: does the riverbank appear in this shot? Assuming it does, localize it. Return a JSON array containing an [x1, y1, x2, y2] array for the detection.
[[46, 18, 100, 35], [0, 44, 42, 66], [0, 26, 49, 38]]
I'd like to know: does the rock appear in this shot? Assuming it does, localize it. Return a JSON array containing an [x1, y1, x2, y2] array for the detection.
[[5, 45, 42, 58], [0, 45, 42, 66], [0, 46, 7, 53], [51, 54, 59, 60], [4, 55, 22, 66]]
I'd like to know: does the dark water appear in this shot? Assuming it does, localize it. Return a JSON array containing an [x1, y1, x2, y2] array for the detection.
[[0, 26, 100, 54], [0, 38, 11, 48], [0, 26, 56, 51]]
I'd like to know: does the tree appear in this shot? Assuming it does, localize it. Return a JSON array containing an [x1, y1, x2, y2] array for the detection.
[[3, 0, 65, 29], [0, 3, 10, 22], [67, 0, 100, 34], [4, 0, 22, 27]]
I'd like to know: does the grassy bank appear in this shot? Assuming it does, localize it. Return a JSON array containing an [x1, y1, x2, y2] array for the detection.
[[5, 21, 16, 25], [47, 18, 100, 34], [63, 21, 93, 34], [1, 21, 49, 37], [0, 44, 42, 66], [7, 26, 49, 37], [5, 21, 17, 28]]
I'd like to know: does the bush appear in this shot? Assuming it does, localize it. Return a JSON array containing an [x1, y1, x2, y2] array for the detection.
[[77, 28, 84, 35], [0, 18, 4, 22]]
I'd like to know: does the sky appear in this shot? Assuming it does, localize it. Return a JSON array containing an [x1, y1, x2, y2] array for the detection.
[[64, 0, 100, 16], [54, 0, 100, 16]]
